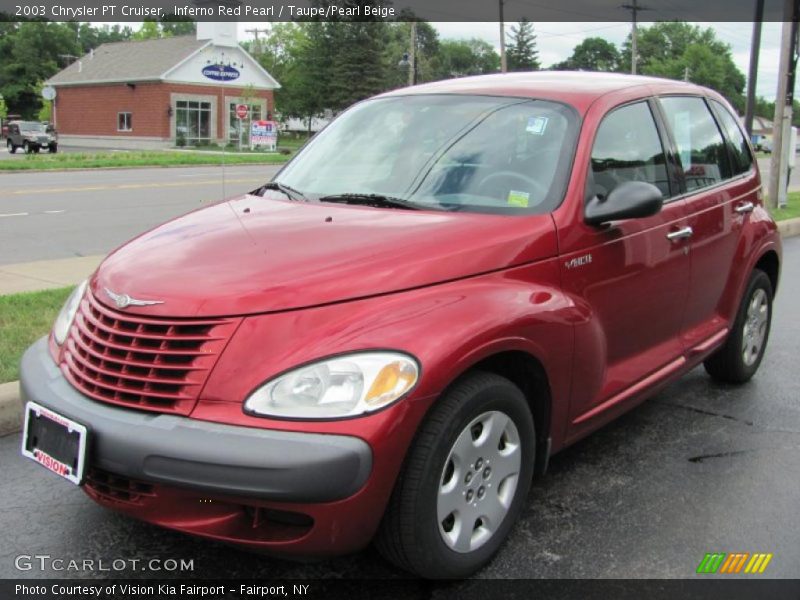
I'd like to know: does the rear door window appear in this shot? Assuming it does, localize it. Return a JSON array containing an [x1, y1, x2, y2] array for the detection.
[[590, 101, 671, 200], [710, 100, 755, 176], [659, 96, 732, 192]]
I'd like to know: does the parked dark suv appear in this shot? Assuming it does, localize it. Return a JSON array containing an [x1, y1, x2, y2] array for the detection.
[[6, 120, 58, 153]]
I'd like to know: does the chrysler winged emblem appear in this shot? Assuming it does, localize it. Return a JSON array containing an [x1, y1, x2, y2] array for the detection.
[[104, 288, 165, 309]]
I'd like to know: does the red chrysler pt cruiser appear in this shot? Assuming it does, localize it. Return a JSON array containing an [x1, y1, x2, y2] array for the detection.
[[20, 73, 781, 578]]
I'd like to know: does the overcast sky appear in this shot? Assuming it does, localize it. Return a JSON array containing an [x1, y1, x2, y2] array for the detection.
[[233, 21, 785, 101]]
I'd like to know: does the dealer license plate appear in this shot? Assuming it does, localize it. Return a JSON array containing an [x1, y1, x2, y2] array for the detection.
[[21, 401, 87, 485]]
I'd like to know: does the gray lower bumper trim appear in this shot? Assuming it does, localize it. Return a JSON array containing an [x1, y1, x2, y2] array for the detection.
[[20, 338, 372, 503]]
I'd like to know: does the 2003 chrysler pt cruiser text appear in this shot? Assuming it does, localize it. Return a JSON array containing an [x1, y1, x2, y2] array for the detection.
[[20, 73, 780, 578]]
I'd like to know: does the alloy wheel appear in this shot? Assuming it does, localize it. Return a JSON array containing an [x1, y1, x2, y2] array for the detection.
[[742, 288, 769, 367]]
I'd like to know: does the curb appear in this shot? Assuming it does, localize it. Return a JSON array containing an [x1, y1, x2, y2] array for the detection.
[[0, 381, 21, 437], [777, 216, 800, 238], [0, 217, 798, 436]]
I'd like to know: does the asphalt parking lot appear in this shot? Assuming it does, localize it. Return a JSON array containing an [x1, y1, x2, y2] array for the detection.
[[0, 236, 797, 581]]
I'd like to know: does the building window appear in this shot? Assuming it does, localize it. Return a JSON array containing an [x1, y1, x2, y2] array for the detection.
[[117, 112, 132, 132], [175, 100, 212, 145], [228, 102, 263, 145]]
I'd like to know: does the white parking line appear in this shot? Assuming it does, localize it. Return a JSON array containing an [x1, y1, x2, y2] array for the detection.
[[0, 212, 29, 218], [43, 210, 65, 214]]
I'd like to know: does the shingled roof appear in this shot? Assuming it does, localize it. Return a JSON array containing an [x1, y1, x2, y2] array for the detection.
[[47, 36, 210, 86]]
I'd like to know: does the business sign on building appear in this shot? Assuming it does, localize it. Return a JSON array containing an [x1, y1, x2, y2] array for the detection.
[[201, 64, 240, 82], [251, 120, 277, 151]]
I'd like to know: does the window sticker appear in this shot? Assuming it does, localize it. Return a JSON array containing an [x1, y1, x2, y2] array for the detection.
[[507, 190, 530, 207], [526, 116, 548, 135]]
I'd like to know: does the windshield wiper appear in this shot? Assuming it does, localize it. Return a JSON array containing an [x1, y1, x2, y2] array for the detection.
[[257, 181, 309, 202], [318, 193, 422, 211]]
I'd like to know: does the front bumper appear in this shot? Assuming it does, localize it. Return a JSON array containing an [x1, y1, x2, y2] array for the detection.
[[20, 338, 372, 503]]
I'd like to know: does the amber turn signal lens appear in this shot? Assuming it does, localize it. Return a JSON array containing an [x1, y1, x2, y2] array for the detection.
[[365, 361, 417, 407]]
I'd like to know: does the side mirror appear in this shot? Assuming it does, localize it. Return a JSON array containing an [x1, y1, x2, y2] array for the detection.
[[585, 181, 664, 226]]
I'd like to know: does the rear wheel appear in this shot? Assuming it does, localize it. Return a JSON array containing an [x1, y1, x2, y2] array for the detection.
[[704, 269, 773, 384], [49, 144, 58, 153], [376, 371, 535, 578], [7, 140, 16, 154]]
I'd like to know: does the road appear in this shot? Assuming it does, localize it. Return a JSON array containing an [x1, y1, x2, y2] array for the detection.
[[0, 145, 127, 159], [1, 237, 798, 580], [0, 165, 280, 265]]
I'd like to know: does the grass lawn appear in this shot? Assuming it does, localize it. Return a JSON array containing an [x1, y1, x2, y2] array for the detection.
[[0, 286, 73, 384], [0, 150, 289, 172], [770, 191, 800, 222]]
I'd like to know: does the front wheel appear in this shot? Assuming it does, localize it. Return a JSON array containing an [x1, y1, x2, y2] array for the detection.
[[704, 269, 773, 384], [376, 372, 535, 578], [49, 144, 58, 153]]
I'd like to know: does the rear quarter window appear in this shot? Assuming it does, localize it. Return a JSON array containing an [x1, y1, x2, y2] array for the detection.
[[710, 100, 755, 176]]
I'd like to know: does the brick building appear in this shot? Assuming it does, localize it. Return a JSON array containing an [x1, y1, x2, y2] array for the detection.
[[45, 23, 279, 149]]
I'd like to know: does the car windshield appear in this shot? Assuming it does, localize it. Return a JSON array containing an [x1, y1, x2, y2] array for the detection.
[[20, 122, 45, 132], [275, 94, 579, 214]]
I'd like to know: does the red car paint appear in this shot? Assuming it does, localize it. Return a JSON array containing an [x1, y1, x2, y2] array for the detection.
[[47, 73, 781, 556]]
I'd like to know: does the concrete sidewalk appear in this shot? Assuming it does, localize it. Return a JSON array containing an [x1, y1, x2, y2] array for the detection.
[[0, 255, 103, 295]]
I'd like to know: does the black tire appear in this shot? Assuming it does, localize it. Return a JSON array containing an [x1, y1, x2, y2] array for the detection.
[[375, 371, 535, 578], [23, 141, 31, 154], [7, 140, 15, 154], [704, 269, 773, 384], [49, 144, 58, 153]]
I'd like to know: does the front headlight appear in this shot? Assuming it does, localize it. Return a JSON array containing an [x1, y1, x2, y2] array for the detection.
[[244, 351, 419, 419], [53, 280, 88, 345]]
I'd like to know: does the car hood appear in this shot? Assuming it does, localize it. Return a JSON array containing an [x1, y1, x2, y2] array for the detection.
[[93, 195, 558, 317]]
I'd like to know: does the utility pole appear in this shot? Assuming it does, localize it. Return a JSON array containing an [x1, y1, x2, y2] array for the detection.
[[745, 0, 765, 136], [621, 0, 651, 75], [768, 0, 798, 210], [499, 0, 507, 73], [409, 21, 418, 86], [245, 27, 269, 56]]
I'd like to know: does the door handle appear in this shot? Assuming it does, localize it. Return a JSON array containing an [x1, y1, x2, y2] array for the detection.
[[666, 226, 693, 241], [735, 202, 755, 214]]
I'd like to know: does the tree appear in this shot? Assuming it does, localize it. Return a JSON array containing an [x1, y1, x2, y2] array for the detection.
[[553, 37, 620, 72], [507, 19, 539, 71], [276, 22, 334, 131], [431, 39, 500, 80], [328, 20, 389, 110], [622, 22, 746, 112], [383, 20, 440, 88], [0, 21, 80, 118], [160, 18, 196, 37], [132, 21, 161, 40], [0, 94, 7, 120]]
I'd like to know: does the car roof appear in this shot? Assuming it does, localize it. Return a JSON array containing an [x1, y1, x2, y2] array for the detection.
[[378, 71, 709, 114]]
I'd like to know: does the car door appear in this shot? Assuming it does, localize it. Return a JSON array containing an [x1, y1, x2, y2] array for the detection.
[[656, 96, 757, 351], [557, 99, 691, 437]]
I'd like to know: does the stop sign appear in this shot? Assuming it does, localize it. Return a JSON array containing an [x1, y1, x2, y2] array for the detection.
[[235, 104, 249, 119]]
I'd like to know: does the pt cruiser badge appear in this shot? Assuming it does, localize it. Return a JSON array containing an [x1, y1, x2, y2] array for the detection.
[[104, 288, 164, 309]]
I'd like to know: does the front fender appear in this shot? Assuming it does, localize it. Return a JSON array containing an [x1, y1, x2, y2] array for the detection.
[[194, 258, 576, 493]]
